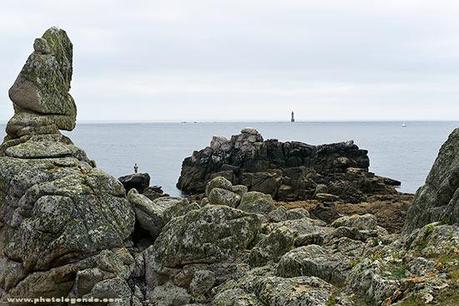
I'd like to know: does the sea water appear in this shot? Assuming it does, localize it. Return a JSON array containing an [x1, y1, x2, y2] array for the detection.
[[1, 121, 457, 196]]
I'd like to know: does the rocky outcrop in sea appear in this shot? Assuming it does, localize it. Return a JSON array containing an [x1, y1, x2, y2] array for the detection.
[[0, 27, 457, 305], [177, 128, 401, 202]]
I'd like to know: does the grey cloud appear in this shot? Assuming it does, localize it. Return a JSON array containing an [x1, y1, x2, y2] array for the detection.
[[1, 0, 459, 122]]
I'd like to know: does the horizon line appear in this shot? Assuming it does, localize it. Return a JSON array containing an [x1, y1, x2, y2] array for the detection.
[[1, 119, 459, 124]]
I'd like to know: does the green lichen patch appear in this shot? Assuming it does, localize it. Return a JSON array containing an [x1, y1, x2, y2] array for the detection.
[[7, 27, 77, 138]]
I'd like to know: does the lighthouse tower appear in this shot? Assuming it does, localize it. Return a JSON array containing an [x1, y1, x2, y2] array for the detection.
[[291, 111, 295, 123]]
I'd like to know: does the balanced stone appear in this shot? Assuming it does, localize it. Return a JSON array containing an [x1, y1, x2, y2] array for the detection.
[[6, 27, 76, 139]]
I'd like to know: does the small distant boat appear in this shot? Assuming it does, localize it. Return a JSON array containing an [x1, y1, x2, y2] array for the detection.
[[402, 122, 407, 127]]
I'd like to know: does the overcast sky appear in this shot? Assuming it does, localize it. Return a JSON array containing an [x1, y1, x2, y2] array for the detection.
[[1, 0, 459, 122]]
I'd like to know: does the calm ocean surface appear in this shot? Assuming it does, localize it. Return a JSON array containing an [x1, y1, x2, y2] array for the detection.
[[1, 121, 457, 196]]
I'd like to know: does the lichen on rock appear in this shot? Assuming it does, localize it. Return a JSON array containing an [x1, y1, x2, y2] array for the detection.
[[148, 205, 261, 269], [0, 27, 135, 303], [6, 27, 76, 139], [404, 128, 459, 232]]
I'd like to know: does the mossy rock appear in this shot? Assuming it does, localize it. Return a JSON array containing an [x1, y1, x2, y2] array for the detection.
[[150, 205, 261, 268], [7, 27, 76, 138]]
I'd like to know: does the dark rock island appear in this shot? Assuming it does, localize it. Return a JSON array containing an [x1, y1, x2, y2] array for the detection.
[[177, 128, 401, 202]]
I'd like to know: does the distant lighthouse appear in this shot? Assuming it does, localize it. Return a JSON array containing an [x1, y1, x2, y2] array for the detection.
[[291, 111, 295, 123]]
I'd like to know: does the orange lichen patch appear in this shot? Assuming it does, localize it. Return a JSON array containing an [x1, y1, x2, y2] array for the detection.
[[404, 273, 437, 285], [278, 194, 414, 233], [281, 200, 319, 210]]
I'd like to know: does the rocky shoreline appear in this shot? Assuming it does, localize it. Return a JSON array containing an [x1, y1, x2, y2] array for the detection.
[[0, 28, 458, 306]]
